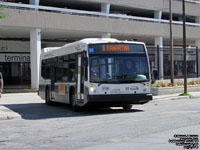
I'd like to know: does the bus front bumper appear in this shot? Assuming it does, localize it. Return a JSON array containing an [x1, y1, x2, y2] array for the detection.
[[86, 93, 152, 105]]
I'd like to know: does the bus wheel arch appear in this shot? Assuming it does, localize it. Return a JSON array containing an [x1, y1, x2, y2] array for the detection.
[[122, 104, 132, 110]]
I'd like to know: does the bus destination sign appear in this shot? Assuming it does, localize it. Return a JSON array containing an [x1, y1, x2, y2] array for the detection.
[[102, 44, 130, 52], [89, 43, 145, 54]]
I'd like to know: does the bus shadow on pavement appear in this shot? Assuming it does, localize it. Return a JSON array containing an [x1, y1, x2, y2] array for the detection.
[[2, 102, 144, 120]]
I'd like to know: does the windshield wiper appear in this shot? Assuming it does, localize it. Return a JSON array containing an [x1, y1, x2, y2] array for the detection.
[[118, 80, 132, 83], [96, 80, 120, 86], [113, 74, 128, 79], [97, 81, 108, 86], [118, 80, 148, 84], [96, 80, 111, 86]]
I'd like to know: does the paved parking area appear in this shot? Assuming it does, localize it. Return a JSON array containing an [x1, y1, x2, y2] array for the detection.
[[0, 92, 200, 121], [0, 93, 200, 150]]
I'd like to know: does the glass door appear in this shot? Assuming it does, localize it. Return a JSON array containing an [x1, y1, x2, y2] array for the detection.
[[0, 62, 31, 85]]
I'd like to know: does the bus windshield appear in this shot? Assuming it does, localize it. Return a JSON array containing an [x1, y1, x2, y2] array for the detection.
[[89, 54, 150, 83]]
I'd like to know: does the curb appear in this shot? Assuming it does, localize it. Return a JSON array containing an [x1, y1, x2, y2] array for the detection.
[[0, 106, 21, 121], [3, 89, 38, 93], [153, 95, 200, 102], [0, 115, 21, 121]]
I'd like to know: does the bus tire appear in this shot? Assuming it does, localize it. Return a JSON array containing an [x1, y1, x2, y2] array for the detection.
[[122, 104, 132, 110], [45, 87, 52, 105], [70, 90, 79, 111]]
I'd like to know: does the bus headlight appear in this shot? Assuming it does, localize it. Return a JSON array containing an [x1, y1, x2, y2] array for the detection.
[[143, 86, 149, 92], [90, 87, 96, 93]]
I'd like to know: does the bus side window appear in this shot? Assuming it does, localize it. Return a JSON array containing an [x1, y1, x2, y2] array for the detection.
[[84, 65, 88, 81], [46, 65, 50, 79], [63, 55, 69, 82], [82, 56, 88, 81], [45, 59, 51, 79], [69, 64, 75, 81], [68, 54, 76, 82], [63, 63, 69, 81], [41, 59, 50, 79], [55, 57, 63, 82], [41, 60, 46, 78]]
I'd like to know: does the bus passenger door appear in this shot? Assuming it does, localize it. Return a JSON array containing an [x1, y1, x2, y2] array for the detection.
[[77, 54, 84, 101], [50, 65, 55, 100]]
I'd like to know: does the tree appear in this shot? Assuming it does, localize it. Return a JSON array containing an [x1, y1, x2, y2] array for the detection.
[[0, 5, 5, 19]]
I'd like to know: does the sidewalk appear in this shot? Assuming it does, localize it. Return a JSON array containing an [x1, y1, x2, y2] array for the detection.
[[0, 92, 200, 121], [3, 85, 37, 93], [153, 92, 200, 101], [0, 106, 21, 120], [0, 93, 40, 121]]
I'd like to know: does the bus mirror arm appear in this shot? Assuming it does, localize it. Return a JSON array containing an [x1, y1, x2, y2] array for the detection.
[[82, 57, 88, 67], [151, 69, 158, 84], [151, 77, 155, 84], [82, 57, 88, 81]]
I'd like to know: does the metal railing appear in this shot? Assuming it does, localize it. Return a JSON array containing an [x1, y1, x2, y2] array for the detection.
[[176, 0, 200, 4], [0, 2, 200, 27], [147, 46, 200, 79]]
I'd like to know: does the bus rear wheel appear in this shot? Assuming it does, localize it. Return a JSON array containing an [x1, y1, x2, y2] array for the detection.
[[45, 87, 52, 105], [122, 104, 132, 110]]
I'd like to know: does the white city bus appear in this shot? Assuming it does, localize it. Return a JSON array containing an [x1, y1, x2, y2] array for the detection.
[[39, 38, 153, 110]]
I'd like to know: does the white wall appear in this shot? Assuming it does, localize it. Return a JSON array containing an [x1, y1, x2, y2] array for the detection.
[[0, 40, 30, 52], [0, 40, 65, 53]]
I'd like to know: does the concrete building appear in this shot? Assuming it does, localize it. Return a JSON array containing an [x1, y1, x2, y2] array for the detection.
[[0, 0, 200, 89]]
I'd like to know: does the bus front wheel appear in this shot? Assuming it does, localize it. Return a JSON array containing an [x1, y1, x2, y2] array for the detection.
[[122, 104, 132, 110], [70, 92, 80, 111]]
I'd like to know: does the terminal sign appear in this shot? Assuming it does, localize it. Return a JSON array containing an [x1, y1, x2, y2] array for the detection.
[[0, 53, 30, 62]]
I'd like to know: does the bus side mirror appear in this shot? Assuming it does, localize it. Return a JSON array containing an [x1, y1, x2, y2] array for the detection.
[[151, 78, 155, 84], [82, 57, 88, 81], [151, 69, 158, 84], [82, 57, 88, 67]]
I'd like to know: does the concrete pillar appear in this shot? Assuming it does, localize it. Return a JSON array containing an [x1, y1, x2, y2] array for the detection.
[[29, 0, 40, 5], [155, 37, 164, 80], [196, 40, 200, 47], [196, 40, 200, 77], [29, 0, 39, 10], [101, 3, 110, 14], [30, 29, 41, 89], [154, 11, 162, 21], [102, 33, 111, 38], [195, 16, 200, 24]]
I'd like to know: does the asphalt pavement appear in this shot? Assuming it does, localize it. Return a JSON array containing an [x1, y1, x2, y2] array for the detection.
[[0, 92, 200, 121], [0, 92, 200, 150]]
